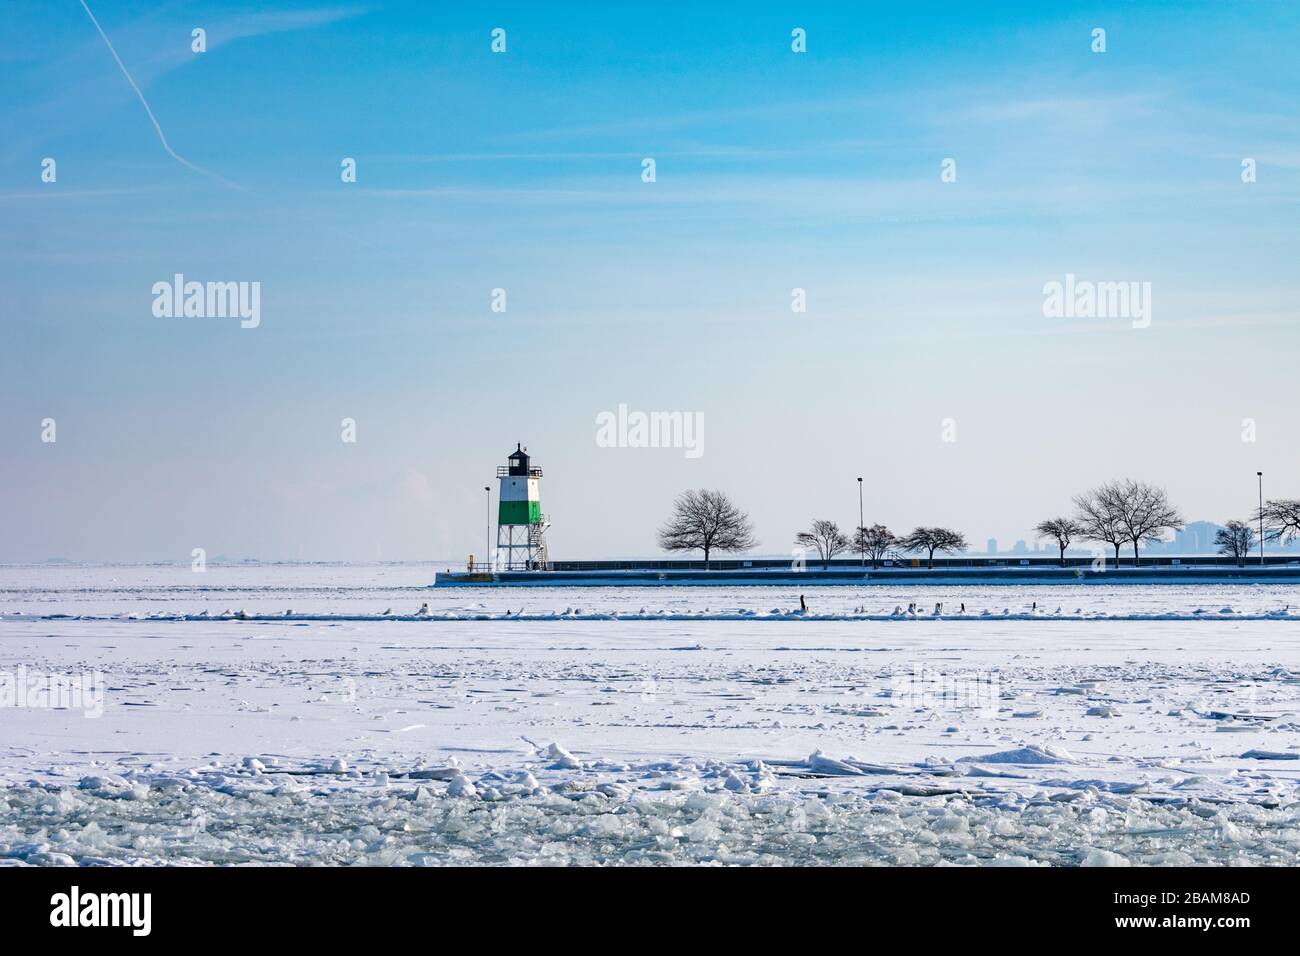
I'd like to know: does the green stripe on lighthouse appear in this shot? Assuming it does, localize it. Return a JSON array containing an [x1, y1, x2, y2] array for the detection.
[[498, 500, 541, 525]]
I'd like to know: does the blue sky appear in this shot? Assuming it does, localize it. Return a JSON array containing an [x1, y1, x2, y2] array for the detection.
[[3, 1, 1298, 562]]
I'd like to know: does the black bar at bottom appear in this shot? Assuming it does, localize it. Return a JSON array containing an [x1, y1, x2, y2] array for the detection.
[[0, 866, 1273, 941]]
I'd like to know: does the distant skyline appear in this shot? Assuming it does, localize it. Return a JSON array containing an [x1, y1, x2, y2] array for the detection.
[[4, 2, 1298, 563]]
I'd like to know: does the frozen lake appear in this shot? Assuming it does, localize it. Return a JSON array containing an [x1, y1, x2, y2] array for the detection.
[[2, 564, 1299, 865], [4, 561, 1298, 618]]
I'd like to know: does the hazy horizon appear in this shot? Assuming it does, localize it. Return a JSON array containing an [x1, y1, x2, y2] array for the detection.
[[5, 1, 1298, 563]]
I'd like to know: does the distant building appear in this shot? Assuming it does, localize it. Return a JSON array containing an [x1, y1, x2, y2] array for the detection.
[[1174, 521, 1226, 555], [986, 538, 998, 555], [1012, 540, 1028, 555]]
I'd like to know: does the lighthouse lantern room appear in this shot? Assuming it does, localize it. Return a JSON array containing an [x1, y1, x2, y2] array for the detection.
[[495, 444, 548, 570]]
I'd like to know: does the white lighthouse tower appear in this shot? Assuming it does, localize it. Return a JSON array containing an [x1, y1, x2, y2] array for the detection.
[[496, 444, 549, 570]]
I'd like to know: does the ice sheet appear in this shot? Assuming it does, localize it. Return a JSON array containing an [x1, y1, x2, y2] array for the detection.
[[2, 564, 1298, 865]]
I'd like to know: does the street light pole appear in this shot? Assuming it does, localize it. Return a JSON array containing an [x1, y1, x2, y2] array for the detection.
[[1258, 472, 1265, 567], [484, 486, 491, 570], [857, 477, 865, 567]]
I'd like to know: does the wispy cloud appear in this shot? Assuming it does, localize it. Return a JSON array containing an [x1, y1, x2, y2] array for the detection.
[[6, 3, 367, 163], [960, 92, 1161, 125], [0, 184, 183, 203], [494, 93, 896, 144], [207, 6, 370, 48], [78, 0, 241, 188]]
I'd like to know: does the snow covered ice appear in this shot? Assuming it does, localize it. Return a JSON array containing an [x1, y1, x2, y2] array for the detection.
[[2, 564, 1300, 865]]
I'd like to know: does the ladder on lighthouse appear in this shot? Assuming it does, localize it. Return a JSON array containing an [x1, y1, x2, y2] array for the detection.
[[529, 516, 549, 570]]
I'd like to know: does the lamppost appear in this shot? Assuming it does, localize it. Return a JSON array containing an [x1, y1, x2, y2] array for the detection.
[[857, 477, 865, 567], [484, 486, 491, 570], [1258, 472, 1265, 566]]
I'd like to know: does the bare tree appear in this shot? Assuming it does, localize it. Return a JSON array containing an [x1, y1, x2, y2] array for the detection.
[[851, 524, 897, 569], [657, 489, 757, 569], [1215, 520, 1255, 567], [1034, 517, 1083, 567], [1106, 478, 1184, 567], [1073, 486, 1126, 568], [898, 527, 968, 569], [794, 520, 849, 569], [1258, 499, 1300, 544]]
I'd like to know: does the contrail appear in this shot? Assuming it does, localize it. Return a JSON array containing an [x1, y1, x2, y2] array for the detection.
[[78, 0, 242, 189]]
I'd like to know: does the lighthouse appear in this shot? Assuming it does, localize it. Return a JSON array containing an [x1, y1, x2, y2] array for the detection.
[[496, 444, 549, 570]]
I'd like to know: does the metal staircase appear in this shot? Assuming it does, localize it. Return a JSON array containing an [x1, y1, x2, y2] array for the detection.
[[528, 515, 549, 570]]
